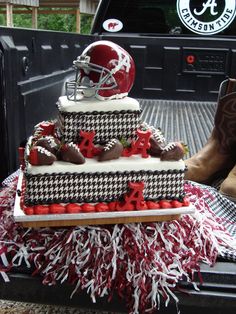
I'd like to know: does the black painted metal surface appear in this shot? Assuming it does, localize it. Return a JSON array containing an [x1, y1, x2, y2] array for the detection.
[[97, 33, 235, 102], [0, 262, 235, 313], [140, 99, 216, 157], [1, 23, 231, 182], [0, 27, 95, 181], [93, 0, 236, 101], [0, 1, 235, 311]]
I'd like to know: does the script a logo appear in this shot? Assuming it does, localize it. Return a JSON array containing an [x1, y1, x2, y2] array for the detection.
[[177, 0, 236, 35]]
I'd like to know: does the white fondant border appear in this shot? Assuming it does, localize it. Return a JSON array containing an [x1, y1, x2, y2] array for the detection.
[[58, 96, 140, 113], [26, 156, 186, 175]]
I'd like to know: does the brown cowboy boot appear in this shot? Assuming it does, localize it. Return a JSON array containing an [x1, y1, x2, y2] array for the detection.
[[185, 78, 236, 184], [220, 164, 236, 202]]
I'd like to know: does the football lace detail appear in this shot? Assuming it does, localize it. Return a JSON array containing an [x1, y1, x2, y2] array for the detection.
[[104, 139, 117, 151], [45, 136, 58, 148], [153, 129, 165, 144], [163, 142, 176, 152], [37, 146, 52, 156], [68, 142, 81, 153]]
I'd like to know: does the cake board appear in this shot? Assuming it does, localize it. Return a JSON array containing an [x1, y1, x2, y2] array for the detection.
[[14, 171, 195, 228]]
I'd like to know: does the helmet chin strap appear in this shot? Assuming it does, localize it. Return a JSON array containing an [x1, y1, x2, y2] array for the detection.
[[80, 76, 96, 98], [83, 88, 96, 98], [81, 76, 93, 87]]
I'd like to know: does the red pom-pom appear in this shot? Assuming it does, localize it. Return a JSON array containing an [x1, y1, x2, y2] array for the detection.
[[159, 200, 171, 209], [34, 205, 49, 215], [137, 201, 148, 210], [171, 200, 183, 208], [146, 201, 160, 209], [118, 201, 135, 211], [81, 203, 95, 213], [108, 201, 118, 211], [95, 203, 109, 212], [24, 206, 35, 215], [49, 204, 65, 214], [66, 203, 82, 213], [182, 196, 190, 206]]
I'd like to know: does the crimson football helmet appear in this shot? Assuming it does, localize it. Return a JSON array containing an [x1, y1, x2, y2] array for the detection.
[[66, 40, 135, 100]]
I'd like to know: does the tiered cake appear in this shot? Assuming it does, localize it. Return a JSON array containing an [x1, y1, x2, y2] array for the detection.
[[19, 40, 188, 217]]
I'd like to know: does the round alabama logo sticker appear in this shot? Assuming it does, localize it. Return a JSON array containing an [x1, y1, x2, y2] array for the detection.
[[103, 19, 123, 32], [177, 0, 236, 35]]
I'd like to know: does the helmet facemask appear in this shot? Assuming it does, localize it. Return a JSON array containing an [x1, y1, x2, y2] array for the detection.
[[66, 55, 118, 100]]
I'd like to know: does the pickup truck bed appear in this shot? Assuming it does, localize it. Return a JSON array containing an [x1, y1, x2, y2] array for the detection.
[[0, 11, 235, 313], [1, 25, 230, 181], [140, 99, 216, 157], [0, 261, 235, 313], [2, 98, 234, 314]]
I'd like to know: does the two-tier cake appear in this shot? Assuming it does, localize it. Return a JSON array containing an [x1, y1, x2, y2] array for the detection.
[[18, 40, 189, 219]]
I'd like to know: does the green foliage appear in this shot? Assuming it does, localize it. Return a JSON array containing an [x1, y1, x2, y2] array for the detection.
[[38, 13, 75, 32], [0, 13, 5, 25], [14, 14, 32, 29], [0, 9, 93, 34], [81, 14, 93, 34]]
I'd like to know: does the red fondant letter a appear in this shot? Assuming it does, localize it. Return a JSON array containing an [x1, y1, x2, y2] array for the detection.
[[124, 130, 151, 158], [118, 181, 145, 211], [79, 130, 96, 158]]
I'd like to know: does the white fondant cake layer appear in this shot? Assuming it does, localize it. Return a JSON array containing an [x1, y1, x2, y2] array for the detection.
[[26, 156, 186, 175], [58, 96, 140, 113]]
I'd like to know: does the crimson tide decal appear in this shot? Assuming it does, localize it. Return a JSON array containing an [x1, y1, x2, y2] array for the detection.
[[177, 0, 236, 35]]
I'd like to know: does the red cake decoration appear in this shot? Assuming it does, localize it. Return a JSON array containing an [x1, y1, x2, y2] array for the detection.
[[34, 121, 56, 138], [28, 146, 57, 166], [18, 41, 188, 221], [122, 129, 151, 158], [117, 181, 145, 211], [79, 130, 100, 158]]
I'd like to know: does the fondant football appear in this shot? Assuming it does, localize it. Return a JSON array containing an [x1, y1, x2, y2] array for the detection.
[[35, 136, 60, 155], [28, 146, 57, 166], [148, 128, 166, 157], [98, 139, 123, 161], [160, 142, 188, 161], [59, 143, 85, 164], [34, 120, 55, 138]]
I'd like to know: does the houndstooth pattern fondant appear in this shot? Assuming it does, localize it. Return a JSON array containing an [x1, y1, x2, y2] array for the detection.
[[58, 110, 141, 144], [24, 170, 185, 205]]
